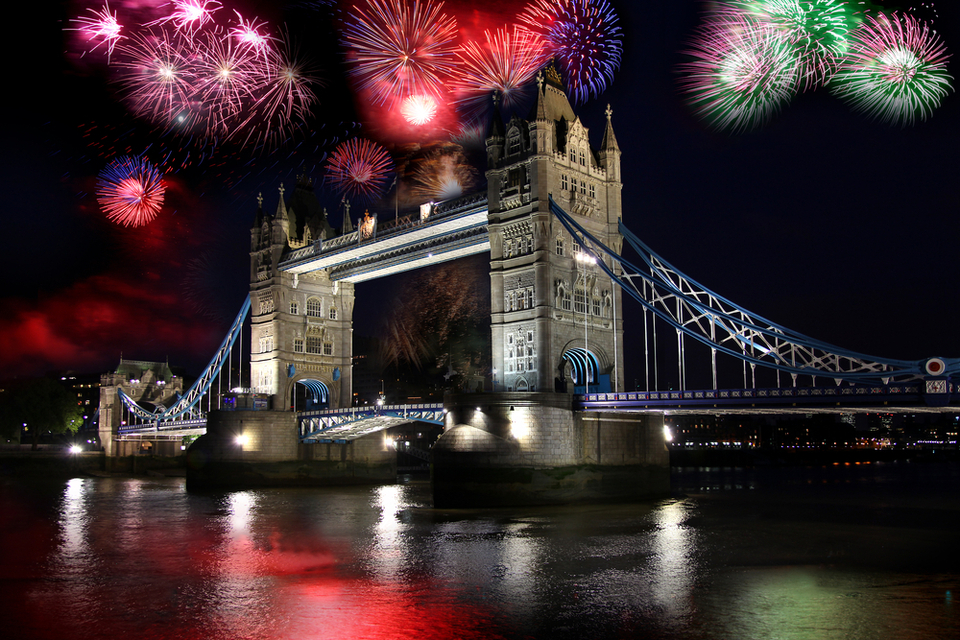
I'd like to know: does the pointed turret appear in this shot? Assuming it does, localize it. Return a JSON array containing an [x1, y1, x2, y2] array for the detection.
[[600, 104, 620, 154], [486, 91, 506, 168], [598, 104, 622, 184]]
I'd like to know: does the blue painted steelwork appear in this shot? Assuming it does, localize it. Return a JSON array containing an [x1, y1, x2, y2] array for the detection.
[[297, 379, 329, 407], [549, 197, 959, 385], [118, 417, 207, 435], [299, 403, 445, 442], [117, 297, 251, 423], [562, 348, 598, 385], [576, 382, 960, 413]]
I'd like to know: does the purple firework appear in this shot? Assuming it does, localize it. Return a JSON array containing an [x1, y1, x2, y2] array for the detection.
[[517, 0, 623, 104]]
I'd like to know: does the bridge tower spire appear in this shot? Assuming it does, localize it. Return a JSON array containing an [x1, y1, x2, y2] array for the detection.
[[486, 64, 624, 393]]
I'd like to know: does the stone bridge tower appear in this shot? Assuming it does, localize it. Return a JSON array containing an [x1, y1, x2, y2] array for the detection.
[[487, 67, 624, 394], [249, 176, 354, 410]]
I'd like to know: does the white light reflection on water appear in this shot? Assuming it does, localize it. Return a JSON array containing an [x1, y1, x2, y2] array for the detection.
[[646, 499, 699, 618]]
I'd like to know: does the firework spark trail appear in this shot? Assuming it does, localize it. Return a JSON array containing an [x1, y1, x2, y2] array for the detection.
[[723, 0, 863, 91], [67, 1, 124, 61], [148, 0, 222, 33], [831, 11, 953, 126], [453, 25, 548, 110], [236, 36, 320, 149], [115, 27, 198, 129], [191, 27, 263, 136], [341, 0, 459, 106], [230, 10, 275, 67], [678, 11, 800, 132], [96, 155, 166, 227], [325, 138, 394, 201], [517, 0, 623, 104]]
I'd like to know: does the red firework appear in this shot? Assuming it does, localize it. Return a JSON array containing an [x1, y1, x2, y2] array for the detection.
[[341, 0, 459, 105], [325, 138, 394, 201], [67, 1, 124, 62], [96, 156, 166, 227], [453, 26, 548, 109]]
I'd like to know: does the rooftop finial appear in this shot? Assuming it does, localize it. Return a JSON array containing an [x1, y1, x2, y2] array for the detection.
[[257, 192, 263, 209], [606, 104, 613, 121]]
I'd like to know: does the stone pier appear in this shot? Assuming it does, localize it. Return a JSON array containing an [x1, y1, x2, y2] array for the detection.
[[185, 410, 396, 491], [433, 392, 669, 507]]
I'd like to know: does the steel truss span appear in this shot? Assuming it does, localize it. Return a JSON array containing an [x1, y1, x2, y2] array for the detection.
[[118, 298, 252, 423], [549, 197, 957, 386]]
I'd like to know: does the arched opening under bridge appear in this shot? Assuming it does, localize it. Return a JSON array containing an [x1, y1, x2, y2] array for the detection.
[[561, 348, 610, 394], [292, 379, 330, 412]]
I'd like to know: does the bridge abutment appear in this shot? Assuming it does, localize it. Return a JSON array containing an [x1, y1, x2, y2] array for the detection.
[[185, 410, 395, 490], [433, 392, 669, 507]]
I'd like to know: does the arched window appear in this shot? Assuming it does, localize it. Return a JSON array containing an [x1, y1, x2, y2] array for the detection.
[[306, 297, 322, 317], [556, 236, 564, 256]]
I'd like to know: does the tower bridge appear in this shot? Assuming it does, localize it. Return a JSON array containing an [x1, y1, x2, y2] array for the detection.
[[102, 67, 958, 502]]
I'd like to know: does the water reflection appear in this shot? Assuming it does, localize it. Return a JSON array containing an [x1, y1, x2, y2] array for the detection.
[[4, 466, 957, 640]]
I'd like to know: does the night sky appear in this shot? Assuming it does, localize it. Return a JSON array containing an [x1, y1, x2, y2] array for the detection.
[[6, 1, 959, 390]]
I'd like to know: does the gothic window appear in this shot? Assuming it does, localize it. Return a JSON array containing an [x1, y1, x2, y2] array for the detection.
[[290, 300, 299, 315], [258, 336, 274, 353], [508, 168, 522, 188], [306, 336, 322, 354], [329, 307, 337, 320], [323, 343, 333, 356], [306, 297, 322, 317], [561, 174, 568, 191], [508, 134, 521, 155], [505, 238, 513, 258], [574, 286, 587, 314], [589, 183, 596, 199], [569, 148, 576, 162], [580, 180, 587, 195], [527, 330, 534, 343], [593, 296, 602, 316], [579, 150, 586, 166], [561, 287, 572, 311], [571, 177, 577, 192], [556, 236, 564, 256], [294, 338, 304, 353]]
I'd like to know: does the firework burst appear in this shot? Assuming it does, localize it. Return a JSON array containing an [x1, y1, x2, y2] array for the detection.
[[341, 0, 459, 105], [68, 1, 124, 61], [453, 26, 548, 110], [400, 94, 439, 125], [830, 11, 953, 126], [724, 0, 863, 90], [410, 145, 478, 201], [191, 27, 262, 135], [326, 138, 394, 201], [97, 156, 166, 227], [678, 12, 800, 132], [114, 27, 198, 129], [149, 0, 222, 33], [517, 0, 623, 104]]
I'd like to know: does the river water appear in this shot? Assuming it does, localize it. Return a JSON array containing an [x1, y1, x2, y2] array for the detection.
[[2, 461, 958, 640]]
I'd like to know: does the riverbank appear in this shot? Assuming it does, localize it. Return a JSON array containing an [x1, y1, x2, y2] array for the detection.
[[669, 446, 957, 467], [0, 450, 187, 479]]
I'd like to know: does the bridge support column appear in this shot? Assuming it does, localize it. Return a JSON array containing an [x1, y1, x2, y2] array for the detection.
[[185, 410, 395, 490], [432, 393, 669, 507]]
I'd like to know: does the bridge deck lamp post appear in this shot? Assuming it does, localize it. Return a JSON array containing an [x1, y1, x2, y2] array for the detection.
[[575, 249, 596, 394]]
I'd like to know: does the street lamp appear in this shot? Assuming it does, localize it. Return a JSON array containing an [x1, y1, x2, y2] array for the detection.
[[575, 248, 596, 394]]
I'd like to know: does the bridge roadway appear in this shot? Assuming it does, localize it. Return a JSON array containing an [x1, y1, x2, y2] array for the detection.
[[280, 193, 489, 282], [117, 381, 958, 441]]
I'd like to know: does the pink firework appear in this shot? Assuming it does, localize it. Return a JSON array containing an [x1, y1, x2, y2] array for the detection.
[[341, 0, 459, 105], [326, 138, 394, 201], [230, 10, 273, 55], [97, 156, 165, 227], [68, 1, 123, 61], [236, 36, 319, 148], [400, 95, 439, 125], [191, 27, 263, 136], [454, 26, 548, 108], [148, 0, 222, 33], [114, 27, 198, 128]]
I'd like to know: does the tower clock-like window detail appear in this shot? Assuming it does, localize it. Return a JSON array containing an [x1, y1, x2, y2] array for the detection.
[[306, 297, 322, 318]]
